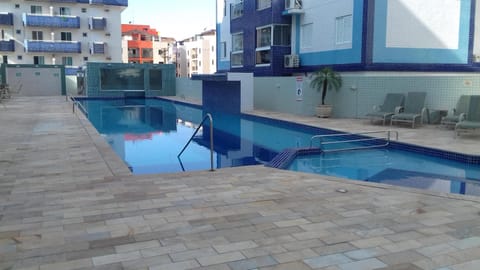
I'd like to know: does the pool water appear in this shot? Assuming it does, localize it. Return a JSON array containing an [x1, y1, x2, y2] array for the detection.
[[288, 148, 480, 196], [80, 98, 317, 174]]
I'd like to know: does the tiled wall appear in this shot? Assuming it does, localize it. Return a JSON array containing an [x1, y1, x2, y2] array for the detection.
[[86, 62, 176, 97], [254, 72, 480, 118]]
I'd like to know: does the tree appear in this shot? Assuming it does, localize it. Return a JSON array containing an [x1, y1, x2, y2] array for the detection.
[[309, 67, 342, 105]]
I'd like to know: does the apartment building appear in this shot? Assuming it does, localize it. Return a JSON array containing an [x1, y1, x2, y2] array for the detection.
[[217, 0, 480, 76], [176, 29, 216, 77], [121, 24, 159, 64], [0, 0, 127, 75]]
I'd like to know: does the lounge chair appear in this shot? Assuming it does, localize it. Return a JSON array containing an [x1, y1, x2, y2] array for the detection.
[[390, 92, 427, 128], [441, 95, 470, 129], [366, 93, 404, 125], [455, 95, 480, 136]]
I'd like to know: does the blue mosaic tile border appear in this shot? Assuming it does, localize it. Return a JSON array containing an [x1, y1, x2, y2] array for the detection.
[[78, 97, 480, 166]]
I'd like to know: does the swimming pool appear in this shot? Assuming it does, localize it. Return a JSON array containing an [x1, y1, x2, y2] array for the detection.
[[79, 97, 480, 196], [79, 97, 324, 174]]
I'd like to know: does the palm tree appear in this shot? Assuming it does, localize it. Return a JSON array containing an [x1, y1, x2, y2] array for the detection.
[[309, 67, 342, 105]]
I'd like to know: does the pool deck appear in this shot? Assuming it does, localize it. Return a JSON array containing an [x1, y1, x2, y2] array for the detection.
[[1, 96, 480, 270]]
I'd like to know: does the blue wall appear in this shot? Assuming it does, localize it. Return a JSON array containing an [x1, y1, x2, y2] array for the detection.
[[202, 80, 241, 114]]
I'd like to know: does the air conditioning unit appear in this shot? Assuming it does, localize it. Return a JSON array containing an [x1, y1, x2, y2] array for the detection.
[[285, 0, 302, 10], [284, 54, 299, 68]]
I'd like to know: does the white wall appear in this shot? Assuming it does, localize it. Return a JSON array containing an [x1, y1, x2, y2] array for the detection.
[[386, 0, 460, 49], [300, 0, 353, 53]]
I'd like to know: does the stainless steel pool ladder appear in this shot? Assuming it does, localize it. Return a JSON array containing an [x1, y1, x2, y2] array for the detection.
[[310, 130, 398, 153], [71, 97, 89, 117], [177, 113, 215, 171]]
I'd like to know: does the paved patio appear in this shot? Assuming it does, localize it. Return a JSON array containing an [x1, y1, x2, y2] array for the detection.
[[1, 96, 480, 270]]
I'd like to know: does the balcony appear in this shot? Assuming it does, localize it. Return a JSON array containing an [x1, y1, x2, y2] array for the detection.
[[283, 0, 304, 15], [25, 40, 81, 53], [89, 0, 128, 6], [0, 13, 13, 26], [0, 40, 15, 52], [90, 42, 105, 54], [89, 17, 107, 30], [23, 13, 80, 28]]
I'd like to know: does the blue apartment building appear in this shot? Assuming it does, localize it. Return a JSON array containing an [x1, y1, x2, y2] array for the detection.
[[216, 0, 480, 76]]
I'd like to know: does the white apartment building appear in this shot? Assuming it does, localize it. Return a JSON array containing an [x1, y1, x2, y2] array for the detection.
[[0, 0, 127, 75], [176, 29, 216, 77]]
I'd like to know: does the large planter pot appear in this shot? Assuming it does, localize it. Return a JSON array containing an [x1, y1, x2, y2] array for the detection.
[[316, 105, 333, 118]]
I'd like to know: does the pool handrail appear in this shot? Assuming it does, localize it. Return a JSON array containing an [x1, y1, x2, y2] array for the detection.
[[71, 96, 88, 117], [310, 130, 399, 152], [177, 113, 215, 171]]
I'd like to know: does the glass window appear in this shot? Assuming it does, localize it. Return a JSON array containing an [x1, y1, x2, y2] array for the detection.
[[33, 56, 44, 65], [232, 33, 243, 52], [257, 0, 271, 10], [62, 56, 73, 66], [256, 50, 270, 65], [273, 25, 291, 46], [31, 5, 42, 14], [301, 23, 313, 48], [335, 15, 353, 44], [2, 56, 7, 64], [59, 7, 71, 16], [256, 26, 271, 48], [232, 33, 243, 66], [61, 32, 72, 41], [231, 0, 243, 19], [32, 31, 43, 40]]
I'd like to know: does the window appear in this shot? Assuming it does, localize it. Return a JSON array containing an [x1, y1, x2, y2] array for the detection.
[[231, 0, 243, 19], [62, 56, 73, 66], [61, 32, 72, 41], [257, 0, 271, 10], [81, 8, 87, 13], [231, 32, 243, 66], [199, 61, 201, 66], [83, 32, 87, 37], [212, 46, 214, 52], [335, 15, 353, 44], [30, 5, 42, 14], [16, 29, 21, 34], [2, 56, 7, 64], [255, 25, 290, 65], [220, 42, 227, 59], [256, 26, 271, 48], [83, 57, 88, 61], [15, 4, 20, 8], [301, 23, 313, 49], [212, 59, 215, 65], [223, 0, 227, 16], [273, 25, 291, 46], [59, 7, 71, 16], [33, 56, 44, 65], [32, 31, 43, 40], [17, 55, 22, 60]]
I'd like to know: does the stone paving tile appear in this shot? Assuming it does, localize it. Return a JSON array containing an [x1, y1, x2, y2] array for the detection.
[[3, 97, 480, 270]]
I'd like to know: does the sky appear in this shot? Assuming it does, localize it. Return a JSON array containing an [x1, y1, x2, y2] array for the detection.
[[121, 0, 217, 40]]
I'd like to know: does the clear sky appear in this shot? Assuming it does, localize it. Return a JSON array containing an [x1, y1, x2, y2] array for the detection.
[[121, 0, 216, 40]]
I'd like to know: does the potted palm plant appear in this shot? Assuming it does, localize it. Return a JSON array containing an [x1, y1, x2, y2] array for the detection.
[[310, 67, 342, 118]]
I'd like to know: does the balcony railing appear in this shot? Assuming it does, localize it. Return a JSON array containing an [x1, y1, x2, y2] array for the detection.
[[231, 3, 244, 19], [89, 17, 107, 30], [26, 0, 127, 5], [89, 0, 128, 6], [0, 13, 13, 25], [23, 13, 81, 28], [0, 40, 15, 52], [90, 42, 105, 54], [25, 40, 81, 53]]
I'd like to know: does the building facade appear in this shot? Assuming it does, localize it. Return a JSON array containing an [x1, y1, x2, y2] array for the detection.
[[216, 0, 480, 76], [121, 24, 166, 64], [176, 29, 217, 77], [0, 0, 127, 75]]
